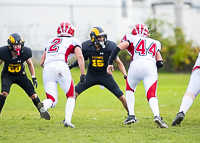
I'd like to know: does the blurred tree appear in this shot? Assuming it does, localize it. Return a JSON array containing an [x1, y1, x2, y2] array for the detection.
[[146, 18, 199, 72]]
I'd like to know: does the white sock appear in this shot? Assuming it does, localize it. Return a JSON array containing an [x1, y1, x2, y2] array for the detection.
[[149, 97, 159, 117], [126, 91, 135, 115], [42, 99, 53, 111], [179, 95, 193, 114], [65, 98, 75, 122]]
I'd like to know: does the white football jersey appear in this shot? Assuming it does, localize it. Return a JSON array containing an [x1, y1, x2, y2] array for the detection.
[[122, 34, 161, 63], [44, 36, 81, 65], [197, 52, 200, 60]]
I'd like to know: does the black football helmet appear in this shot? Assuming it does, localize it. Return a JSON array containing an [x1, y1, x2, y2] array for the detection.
[[90, 27, 107, 48], [7, 33, 25, 55]]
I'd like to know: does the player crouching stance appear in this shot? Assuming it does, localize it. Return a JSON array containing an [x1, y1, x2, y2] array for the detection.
[[39, 22, 86, 128], [107, 23, 168, 128], [0, 33, 42, 117]]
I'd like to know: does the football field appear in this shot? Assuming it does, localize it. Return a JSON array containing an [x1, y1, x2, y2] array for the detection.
[[0, 66, 200, 143]]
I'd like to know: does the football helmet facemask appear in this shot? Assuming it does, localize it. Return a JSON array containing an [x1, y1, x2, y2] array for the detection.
[[7, 33, 25, 56], [132, 23, 149, 37], [90, 27, 107, 48], [57, 22, 74, 37]]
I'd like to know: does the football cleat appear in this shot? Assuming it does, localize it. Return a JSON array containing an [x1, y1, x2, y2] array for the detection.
[[64, 121, 76, 128], [124, 115, 138, 125], [172, 111, 185, 126], [60, 119, 65, 123], [154, 116, 168, 128], [37, 102, 51, 120]]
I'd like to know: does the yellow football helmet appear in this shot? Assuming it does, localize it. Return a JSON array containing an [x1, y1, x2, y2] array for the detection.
[[90, 27, 107, 48]]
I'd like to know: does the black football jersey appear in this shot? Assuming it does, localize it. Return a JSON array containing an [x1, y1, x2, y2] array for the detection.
[[82, 40, 117, 76], [0, 46, 32, 76]]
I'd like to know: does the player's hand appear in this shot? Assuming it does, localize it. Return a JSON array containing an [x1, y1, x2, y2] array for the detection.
[[124, 75, 127, 79], [32, 77, 38, 88], [80, 75, 86, 84], [107, 65, 114, 75], [68, 65, 72, 70]]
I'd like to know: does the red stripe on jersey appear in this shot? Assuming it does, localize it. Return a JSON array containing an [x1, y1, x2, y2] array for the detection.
[[65, 45, 74, 62], [192, 66, 200, 72], [126, 79, 134, 92], [46, 92, 55, 102], [127, 43, 134, 61], [66, 79, 74, 98], [147, 81, 157, 101]]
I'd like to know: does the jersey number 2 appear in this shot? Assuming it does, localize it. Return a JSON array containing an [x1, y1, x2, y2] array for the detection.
[[135, 39, 156, 57], [47, 38, 62, 53]]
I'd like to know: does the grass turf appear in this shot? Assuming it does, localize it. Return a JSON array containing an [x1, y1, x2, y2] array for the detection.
[[0, 66, 200, 143]]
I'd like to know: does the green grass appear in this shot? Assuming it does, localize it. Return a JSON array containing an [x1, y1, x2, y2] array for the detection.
[[0, 66, 200, 143]]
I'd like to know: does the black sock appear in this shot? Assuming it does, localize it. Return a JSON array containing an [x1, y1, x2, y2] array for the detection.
[[32, 96, 41, 108], [0, 94, 7, 114]]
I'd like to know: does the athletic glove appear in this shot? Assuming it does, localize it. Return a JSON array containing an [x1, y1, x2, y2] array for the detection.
[[124, 75, 127, 79], [32, 77, 38, 88], [68, 65, 73, 70], [80, 75, 86, 84]]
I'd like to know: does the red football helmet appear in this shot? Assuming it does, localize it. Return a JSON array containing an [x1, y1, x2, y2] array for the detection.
[[132, 23, 149, 37], [57, 22, 74, 37]]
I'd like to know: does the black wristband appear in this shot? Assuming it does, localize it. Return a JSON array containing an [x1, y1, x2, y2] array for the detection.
[[108, 47, 121, 65], [156, 61, 164, 69]]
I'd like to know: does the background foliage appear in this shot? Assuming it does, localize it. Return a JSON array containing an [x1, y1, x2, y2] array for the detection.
[[117, 18, 199, 72]]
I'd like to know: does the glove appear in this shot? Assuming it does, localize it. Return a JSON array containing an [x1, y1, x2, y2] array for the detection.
[[68, 65, 72, 70], [32, 77, 38, 88], [80, 75, 86, 84], [124, 75, 127, 79]]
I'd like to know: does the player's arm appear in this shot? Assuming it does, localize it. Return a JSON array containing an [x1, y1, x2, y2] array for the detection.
[[26, 58, 38, 88], [0, 59, 3, 65], [107, 41, 129, 75], [156, 51, 164, 69], [26, 58, 35, 76], [74, 46, 85, 75], [115, 57, 127, 79], [74, 46, 86, 84], [40, 51, 46, 67], [69, 52, 88, 70]]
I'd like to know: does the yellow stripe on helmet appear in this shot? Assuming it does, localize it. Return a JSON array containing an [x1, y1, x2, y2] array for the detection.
[[20, 35, 24, 43], [9, 36, 15, 43], [91, 28, 100, 36]]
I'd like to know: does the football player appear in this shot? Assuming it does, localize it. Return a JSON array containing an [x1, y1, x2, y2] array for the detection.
[[107, 23, 168, 128], [0, 33, 41, 117], [172, 52, 200, 126], [40, 22, 86, 128], [69, 27, 128, 113]]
